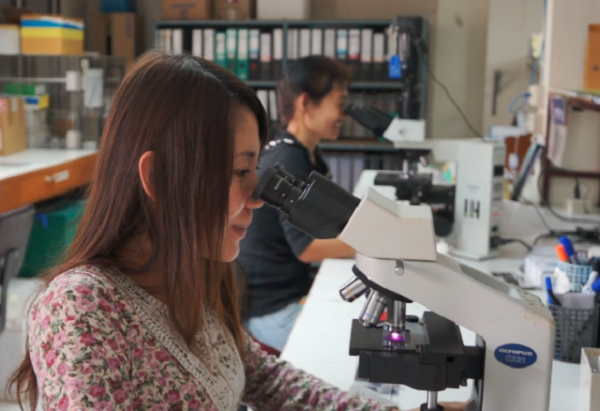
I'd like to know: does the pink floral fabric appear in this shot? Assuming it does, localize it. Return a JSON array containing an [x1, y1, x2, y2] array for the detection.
[[28, 266, 391, 411]]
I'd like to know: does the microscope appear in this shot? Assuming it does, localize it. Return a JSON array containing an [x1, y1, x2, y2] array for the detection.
[[253, 164, 554, 411]]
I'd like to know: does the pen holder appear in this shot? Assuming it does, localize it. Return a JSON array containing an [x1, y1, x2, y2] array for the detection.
[[550, 304, 599, 363], [558, 262, 592, 293]]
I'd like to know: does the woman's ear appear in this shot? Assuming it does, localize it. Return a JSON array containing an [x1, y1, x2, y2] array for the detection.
[[296, 92, 310, 114], [138, 151, 156, 201]]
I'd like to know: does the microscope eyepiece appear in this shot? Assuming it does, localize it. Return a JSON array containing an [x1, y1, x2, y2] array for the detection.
[[252, 163, 360, 239]]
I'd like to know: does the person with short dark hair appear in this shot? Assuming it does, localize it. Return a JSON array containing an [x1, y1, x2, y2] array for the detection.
[[238, 56, 357, 352]]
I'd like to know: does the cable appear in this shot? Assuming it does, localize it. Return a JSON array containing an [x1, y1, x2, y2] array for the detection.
[[496, 237, 533, 251], [424, 64, 482, 137], [413, 38, 482, 138]]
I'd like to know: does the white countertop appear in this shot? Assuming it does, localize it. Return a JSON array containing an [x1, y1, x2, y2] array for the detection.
[[280, 258, 582, 411], [0, 148, 97, 181]]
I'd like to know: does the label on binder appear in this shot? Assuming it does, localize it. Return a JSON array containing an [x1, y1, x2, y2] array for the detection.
[[389, 55, 401, 79]]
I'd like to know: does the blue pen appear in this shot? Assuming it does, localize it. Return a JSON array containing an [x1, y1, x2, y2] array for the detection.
[[559, 236, 579, 265], [545, 276, 561, 305]]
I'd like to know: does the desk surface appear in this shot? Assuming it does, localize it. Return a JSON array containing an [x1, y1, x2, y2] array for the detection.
[[0, 149, 96, 181], [0, 149, 97, 213], [280, 258, 581, 411]]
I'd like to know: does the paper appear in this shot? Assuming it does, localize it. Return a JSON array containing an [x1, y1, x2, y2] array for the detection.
[[547, 95, 568, 166], [84, 69, 104, 109]]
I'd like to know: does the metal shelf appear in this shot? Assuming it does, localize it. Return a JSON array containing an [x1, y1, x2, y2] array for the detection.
[[349, 82, 404, 90], [245, 80, 278, 88], [319, 138, 396, 152]]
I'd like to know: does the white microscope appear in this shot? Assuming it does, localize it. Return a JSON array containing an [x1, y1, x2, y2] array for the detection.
[[253, 164, 554, 411]]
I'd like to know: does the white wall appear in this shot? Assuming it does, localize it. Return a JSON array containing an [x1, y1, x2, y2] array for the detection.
[[482, 0, 544, 132]]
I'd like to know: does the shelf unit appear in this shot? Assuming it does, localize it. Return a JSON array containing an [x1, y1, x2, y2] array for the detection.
[[153, 18, 428, 192], [153, 19, 426, 114], [542, 92, 600, 204]]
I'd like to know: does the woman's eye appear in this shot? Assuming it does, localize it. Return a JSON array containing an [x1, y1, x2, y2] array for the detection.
[[236, 169, 251, 177]]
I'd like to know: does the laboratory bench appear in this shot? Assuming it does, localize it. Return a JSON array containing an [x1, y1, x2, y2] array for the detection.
[[0, 148, 97, 214]]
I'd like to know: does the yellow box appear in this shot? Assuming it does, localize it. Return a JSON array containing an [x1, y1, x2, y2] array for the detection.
[[20, 14, 84, 55]]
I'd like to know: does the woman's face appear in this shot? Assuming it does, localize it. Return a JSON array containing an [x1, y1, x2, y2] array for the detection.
[[222, 106, 263, 262], [304, 82, 348, 141]]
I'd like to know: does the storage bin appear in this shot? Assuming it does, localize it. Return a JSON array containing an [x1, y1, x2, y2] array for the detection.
[[19, 200, 85, 277], [550, 304, 599, 363]]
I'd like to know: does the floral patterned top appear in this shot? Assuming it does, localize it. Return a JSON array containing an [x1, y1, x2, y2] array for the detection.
[[28, 265, 392, 411]]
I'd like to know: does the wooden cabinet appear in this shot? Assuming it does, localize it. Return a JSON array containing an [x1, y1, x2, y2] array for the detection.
[[0, 153, 96, 213]]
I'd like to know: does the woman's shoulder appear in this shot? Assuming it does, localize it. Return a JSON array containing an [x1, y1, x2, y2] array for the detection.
[[32, 265, 129, 322]]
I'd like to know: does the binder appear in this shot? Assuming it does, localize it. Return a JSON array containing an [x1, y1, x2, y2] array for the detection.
[[192, 29, 202, 57], [248, 29, 260, 80], [164, 29, 172, 54], [259, 32, 272, 80], [236, 29, 249, 80], [287, 29, 298, 61], [226, 28, 237, 73], [299, 28, 311, 58], [268, 89, 278, 123], [336, 29, 348, 61], [311, 28, 322, 55], [372, 32, 386, 81], [256, 89, 269, 118], [386, 27, 398, 80], [288, 28, 298, 62], [324, 28, 336, 59], [360, 28, 373, 81], [156, 29, 164, 52], [273, 28, 283, 78], [348, 29, 361, 79], [172, 28, 183, 54], [203, 29, 215, 61], [215, 31, 226, 68]]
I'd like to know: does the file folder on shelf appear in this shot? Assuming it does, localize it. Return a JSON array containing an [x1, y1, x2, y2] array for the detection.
[[216, 31, 226, 68], [226, 28, 237, 73], [249, 29, 260, 80], [273, 28, 283, 78], [236, 28, 249, 80], [259, 31, 272, 80], [203, 29, 215, 62]]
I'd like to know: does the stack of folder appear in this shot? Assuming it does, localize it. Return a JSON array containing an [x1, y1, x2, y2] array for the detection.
[[21, 14, 84, 55], [155, 24, 406, 82]]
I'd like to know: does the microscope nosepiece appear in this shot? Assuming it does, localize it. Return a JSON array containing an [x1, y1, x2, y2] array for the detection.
[[359, 291, 387, 328], [339, 276, 369, 302]]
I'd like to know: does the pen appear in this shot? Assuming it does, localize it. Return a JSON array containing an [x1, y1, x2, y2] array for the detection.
[[555, 244, 569, 263], [545, 276, 561, 306], [559, 236, 579, 265]]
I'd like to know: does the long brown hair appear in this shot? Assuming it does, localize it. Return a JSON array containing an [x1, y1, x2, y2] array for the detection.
[[8, 52, 269, 410]]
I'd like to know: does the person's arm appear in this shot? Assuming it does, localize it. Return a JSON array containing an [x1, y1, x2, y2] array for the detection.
[[298, 237, 355, 263], [242, 332, 394, 411], [29, 272, 135, 410]]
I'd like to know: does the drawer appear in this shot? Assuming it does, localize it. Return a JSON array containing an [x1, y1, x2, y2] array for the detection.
[[0, 154, 96, 213]]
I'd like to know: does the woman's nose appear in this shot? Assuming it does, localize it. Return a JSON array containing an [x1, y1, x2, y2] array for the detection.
[[247, 197, 264, 210]]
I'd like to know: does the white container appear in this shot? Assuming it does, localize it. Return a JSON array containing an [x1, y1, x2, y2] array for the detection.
[[257, 0, 310, 20], [579, 348, 600, 411], [0, 25, 20, 55]]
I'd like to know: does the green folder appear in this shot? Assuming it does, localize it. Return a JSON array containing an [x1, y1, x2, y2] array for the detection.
[[226, 28, 237, 73], [236, 29, 249, 80], [216, 31, 227, 69]]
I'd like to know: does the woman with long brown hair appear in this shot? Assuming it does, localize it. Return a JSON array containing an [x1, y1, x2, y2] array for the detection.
[[8, 52, 465, 411]]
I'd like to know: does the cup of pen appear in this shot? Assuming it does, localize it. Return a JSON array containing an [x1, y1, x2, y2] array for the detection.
[[558, 261, 592, 292], [548, 239, 600, 362]]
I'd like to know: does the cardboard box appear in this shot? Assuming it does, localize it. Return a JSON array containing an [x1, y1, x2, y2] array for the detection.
[[162, 0, 211, 20], [20, 14, 84, 55], [213, 0, 255, 20], [0, 24, 20, 55], [584, 25, 600, 91], [0, 97, 27, 156], [257, 0, 308, 19], [89, 13, 136, 66]]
